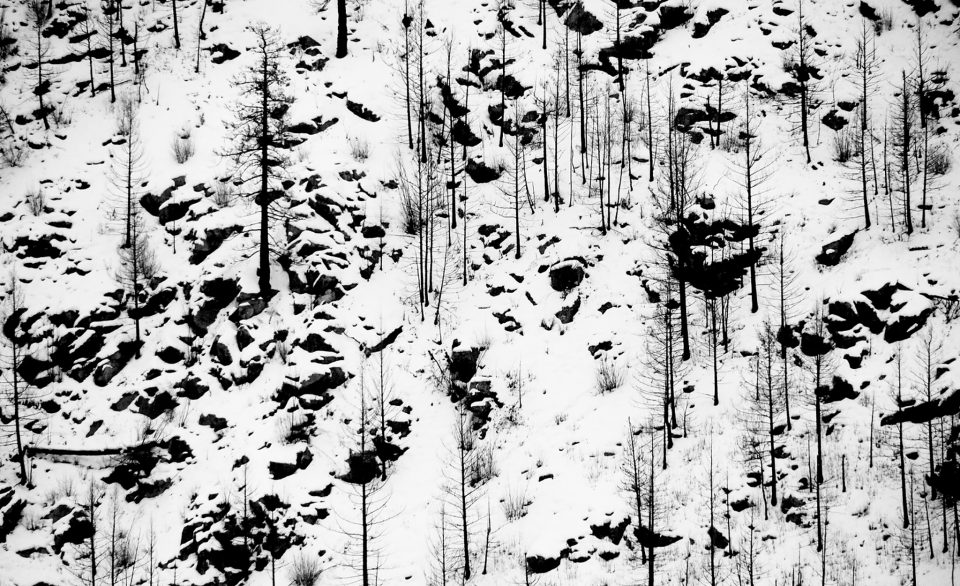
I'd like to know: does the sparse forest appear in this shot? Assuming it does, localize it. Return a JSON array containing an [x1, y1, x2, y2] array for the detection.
[[1, 0, 960, 584]]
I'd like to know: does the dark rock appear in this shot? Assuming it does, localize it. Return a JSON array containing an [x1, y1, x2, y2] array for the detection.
[[7, 233, 68, 259], [633, 524, 683, 548], [659, 4, 693, 29], [207, 43, 240, 63], [563, 3, 603, 35], [692, 7, 729, 38], [157, 345, 184, 364], [361, 225, 386, 238], [588, 341, 613, 357], [902, 0, 940, 17], [17, 354, 53, 387], [862, 282, 909, 311], [822, 109, 848, 131], [818, 376, 858, 403], [211, 337, 233, 365], [449, 344, 481, 383], [269, 448, 313, 480], [138, 286, 177, 319], [556, 294, 581, 324], [549, 259, 585, 291], [674, 107, 708, 131], [231, 293, 267, 322], [465, 158, 504, 183], [707, 525, 729, 549], [135, 391, 177, 419], [527, 553, 564, 574], [93, 340, 142, 387], [189, 225, 241, 264], [815, 231, 856, 266], [346, 100, 381, 122], [274, 368, 349, 407], [200, 413, 227, 431], [0, 488, 25, 543], [365, 326, 403, 355], [111, 391, 139, 412], [176, 376, 210, 400], [190, 277, 240, 332], [269, 461, 299, 480], [590, 516, 630, 545], [299, 332, 336, 353], [52, 509, 91, 553], [340, 450, 379, 484], [236, 327, 254, 351], [884, 306, 934, 343]]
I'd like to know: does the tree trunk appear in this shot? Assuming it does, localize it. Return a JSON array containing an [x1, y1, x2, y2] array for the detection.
[[902, 71, 913, 235], [745, 90, 758, 313], [195, 0, 207, 73], [12, 342, 26, 484], [336, 0, 347, 57], [258, 49, 271, 299], [172, 0, 180, 49]]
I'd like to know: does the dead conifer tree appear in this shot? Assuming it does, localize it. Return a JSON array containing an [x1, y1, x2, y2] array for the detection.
[[783, 0, 822, 164], [769, 235, 802, 432], [892, 71, 915, 235], [26, 0, 53, 129], [739, 323, 785, 512], [338, 368, 391, 586], [442, 408, 492, 581], [728, 85, 773, 314], [223, 24, 294, 299], [0, 276, 41, 484], [852, 17, 880, 228], [98, 0, 118, 103]]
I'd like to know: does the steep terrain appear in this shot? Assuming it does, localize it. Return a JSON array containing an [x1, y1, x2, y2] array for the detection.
[[1, 0, 960, 585]]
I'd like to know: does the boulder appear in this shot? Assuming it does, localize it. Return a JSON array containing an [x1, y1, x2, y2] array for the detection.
[[190, 277, 240, 332], [449, 344, 481, 383], [527, 553, 564, 574], [0, 488, 25, 543], [555, 294, 581, 324], [549, 259, 585, 291], [884, 306, 934, 343], [231, 293, 267, 322], [465, 158, 503, 184], [815, 231, 856, 266]]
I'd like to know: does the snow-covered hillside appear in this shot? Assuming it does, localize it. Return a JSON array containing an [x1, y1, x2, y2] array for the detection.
[[2, 0, 960, 584]]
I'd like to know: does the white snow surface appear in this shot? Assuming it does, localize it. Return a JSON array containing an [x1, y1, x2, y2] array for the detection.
[[1, 0, 960, 584]]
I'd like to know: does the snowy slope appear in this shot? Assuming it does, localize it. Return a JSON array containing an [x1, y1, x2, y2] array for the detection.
[[2, 0, 960, 585]]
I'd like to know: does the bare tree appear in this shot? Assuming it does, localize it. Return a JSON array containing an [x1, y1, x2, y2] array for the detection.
[[650, 85, 696, 360], [728, 85, 773, 313], [338, 368, 390, 585], [800, 304, 834, 551], [223, 24, 294, 299], [0, 276, 35, 484], [739, 323, 784, 511], [115, 210, 157, 356], [442, 408, 492, 581], [111, 96, 147, 248], [783, 0, 822, 164], [26, 0, 52, 129], [892, 70, 915, 235], [195, 0, 208, 73], [98, 0, 118, 103], [65, 482, 108, 586], [78, 3, 98, 96], [770, 235, 802, 432], [852, 17, 880, 228]]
